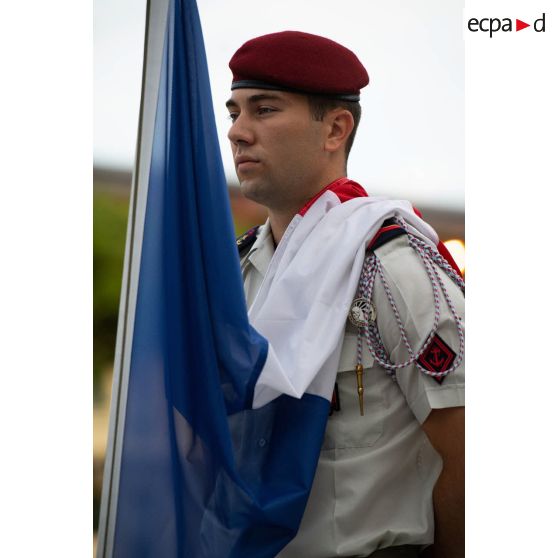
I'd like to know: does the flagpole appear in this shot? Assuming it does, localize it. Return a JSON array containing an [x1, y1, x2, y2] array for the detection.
[[96, 1, 170, 555]]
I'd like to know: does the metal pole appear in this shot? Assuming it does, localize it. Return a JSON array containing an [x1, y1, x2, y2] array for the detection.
[[96, 0, 170, 555]]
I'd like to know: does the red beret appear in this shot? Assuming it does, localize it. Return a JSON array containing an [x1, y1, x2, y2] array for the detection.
[[229, 31, 369, 101]]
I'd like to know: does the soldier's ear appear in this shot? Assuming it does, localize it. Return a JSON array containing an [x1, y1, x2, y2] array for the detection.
[[324, 109, 354, 154]]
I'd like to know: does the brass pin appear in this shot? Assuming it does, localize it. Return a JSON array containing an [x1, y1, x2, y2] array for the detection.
[[355, 363, 364, 416]]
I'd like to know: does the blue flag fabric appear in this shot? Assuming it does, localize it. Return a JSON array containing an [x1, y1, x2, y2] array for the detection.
[[111, 0, 330, 556]]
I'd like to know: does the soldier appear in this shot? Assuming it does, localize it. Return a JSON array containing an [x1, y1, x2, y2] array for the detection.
[[228, 31, 464, 558]]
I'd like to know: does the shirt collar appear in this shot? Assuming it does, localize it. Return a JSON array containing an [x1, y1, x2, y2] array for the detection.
[[246, 219, 274, 277]]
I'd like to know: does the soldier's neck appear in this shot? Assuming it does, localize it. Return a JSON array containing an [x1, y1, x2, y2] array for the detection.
[[267, 169, 347, 246], [268, 211, 295, 247]]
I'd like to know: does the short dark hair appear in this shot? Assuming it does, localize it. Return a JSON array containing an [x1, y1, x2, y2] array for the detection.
[[306, 95, 362, 159]]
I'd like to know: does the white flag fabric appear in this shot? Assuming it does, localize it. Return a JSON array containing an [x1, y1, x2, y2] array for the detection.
[[250, 184, 439, 409]]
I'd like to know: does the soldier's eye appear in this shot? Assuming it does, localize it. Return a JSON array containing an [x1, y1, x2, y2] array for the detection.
[[257, 107, 276, 116]]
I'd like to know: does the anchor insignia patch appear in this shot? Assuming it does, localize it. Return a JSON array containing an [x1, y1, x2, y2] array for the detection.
[[418, 334, 456, 384]]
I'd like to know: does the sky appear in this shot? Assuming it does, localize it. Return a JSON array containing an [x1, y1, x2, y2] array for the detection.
[[94, 0, 465, 209]]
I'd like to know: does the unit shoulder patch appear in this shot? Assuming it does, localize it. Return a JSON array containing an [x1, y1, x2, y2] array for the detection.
[[236, 226, 260, 258], [418, 334, 456, 384]]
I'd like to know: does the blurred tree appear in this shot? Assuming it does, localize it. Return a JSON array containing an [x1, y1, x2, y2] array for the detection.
[[93, 190, 129, 400]]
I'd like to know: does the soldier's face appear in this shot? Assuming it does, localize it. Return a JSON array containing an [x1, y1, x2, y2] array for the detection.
[[226, 89, 328, 211]]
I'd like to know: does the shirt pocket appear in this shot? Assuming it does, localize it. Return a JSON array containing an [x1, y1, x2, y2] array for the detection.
[[321, 330, 386, 450]]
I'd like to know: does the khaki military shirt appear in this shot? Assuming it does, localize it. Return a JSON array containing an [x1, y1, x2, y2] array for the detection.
[[241, 220, 465, 557]]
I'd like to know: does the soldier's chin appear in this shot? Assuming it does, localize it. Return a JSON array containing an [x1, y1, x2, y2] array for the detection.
[[239, 179, 267, 204]]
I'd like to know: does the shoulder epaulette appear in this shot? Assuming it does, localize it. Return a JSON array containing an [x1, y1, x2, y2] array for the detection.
[[236, 226, 260, 258], [366, 218, 406, 252]]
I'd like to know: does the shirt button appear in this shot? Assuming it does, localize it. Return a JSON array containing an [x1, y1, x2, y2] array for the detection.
[[258, 438, 267, 448]]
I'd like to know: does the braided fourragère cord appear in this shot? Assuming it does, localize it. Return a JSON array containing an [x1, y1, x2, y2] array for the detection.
[[355, 218, 465, 383]]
